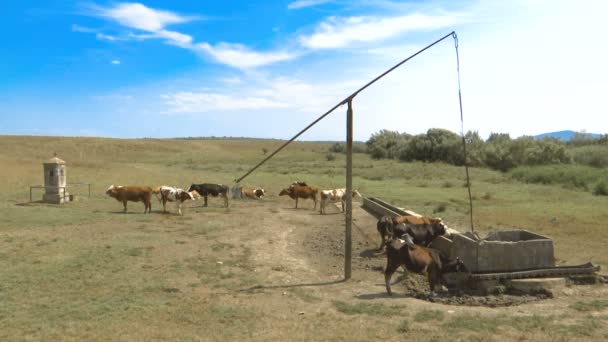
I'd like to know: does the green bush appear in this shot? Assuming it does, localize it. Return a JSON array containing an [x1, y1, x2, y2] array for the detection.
[[593, 181, 608, 196], [570, 145, 608, 168], [510, 164, 606, 191]]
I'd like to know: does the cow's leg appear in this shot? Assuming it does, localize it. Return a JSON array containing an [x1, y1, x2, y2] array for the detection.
[[295, 198, 298, 209], [384, 256, 403, 296], [378, 231, 386, 251], [204, 196, 208, 207], [313, 197, 317, 209], [178, 202, 182, 215], [122, 200, 127, 213], [224, 194, 229, 208], [341, 199, 345, 212]]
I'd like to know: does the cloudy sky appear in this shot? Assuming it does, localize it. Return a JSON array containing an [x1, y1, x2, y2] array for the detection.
[[1, 0, 606, 140]]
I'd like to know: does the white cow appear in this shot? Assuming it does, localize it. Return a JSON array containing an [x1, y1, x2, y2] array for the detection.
[[153, 186, 196, 215], [319, 188, 361, 214]]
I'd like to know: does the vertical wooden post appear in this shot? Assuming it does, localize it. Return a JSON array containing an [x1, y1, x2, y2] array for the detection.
[[345, 99, 353, 280]]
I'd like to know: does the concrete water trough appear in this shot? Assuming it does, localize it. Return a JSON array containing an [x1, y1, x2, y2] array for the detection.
[[439, 230, 556, 273]]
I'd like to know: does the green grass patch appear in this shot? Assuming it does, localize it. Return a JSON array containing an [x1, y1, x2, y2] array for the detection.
[[334, 301, 404, 316], [570, 300, 608, 312], [414, 309, 445, 322]]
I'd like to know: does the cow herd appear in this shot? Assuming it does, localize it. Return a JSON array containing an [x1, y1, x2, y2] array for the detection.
[[105, 183, 232, 215], [104, 181, 356, 216], [105, 181, 468, 296]]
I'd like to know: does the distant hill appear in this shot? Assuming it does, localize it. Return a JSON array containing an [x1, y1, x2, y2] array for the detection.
[[534, 130, 602, 141]]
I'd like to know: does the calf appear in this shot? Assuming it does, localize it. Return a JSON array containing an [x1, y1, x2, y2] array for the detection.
[[384, 237, 467, 295], [105, 185, 152, 213], [241, 187, 265, 200], [319, 189, 361, 214], [279, 184, 318, 209], [154, 186, 196, 215], [187, 183, 229, 208]]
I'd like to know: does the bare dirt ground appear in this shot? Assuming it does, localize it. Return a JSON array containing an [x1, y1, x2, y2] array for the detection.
[[228, 196, 607, 312]]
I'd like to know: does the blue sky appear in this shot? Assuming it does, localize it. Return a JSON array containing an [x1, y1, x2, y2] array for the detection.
[[1, 0, 606, 140]]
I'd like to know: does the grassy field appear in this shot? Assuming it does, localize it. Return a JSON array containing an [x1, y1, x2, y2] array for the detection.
[[1, 135, 607, 341]]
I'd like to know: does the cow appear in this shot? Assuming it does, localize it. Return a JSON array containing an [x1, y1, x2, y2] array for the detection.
[[279, 184, 318, 209], [376, 215, 447, 249], [153, 186, 196, 215], [105, 185, 152, 213], [376, 216, 394, 251], [187, 183, 229, 208], [384, 237, 467, 295], [241, 187, 265, 200], [319, 188, 361, 214]]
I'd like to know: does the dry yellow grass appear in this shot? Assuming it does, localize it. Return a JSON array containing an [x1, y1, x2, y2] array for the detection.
[[1, 135, 607, 341]]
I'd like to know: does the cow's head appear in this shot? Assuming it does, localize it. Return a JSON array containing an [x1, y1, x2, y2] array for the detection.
[[454, 257, 468, 273], [105, 185, 117, 196], [278, 188, 290, 196], [254, 188, 265, 198], [177, 190, 195, 201], [431, 218, 447, 235], [187, 184, 196, 193]]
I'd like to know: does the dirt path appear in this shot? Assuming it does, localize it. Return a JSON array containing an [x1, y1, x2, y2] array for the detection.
[[234, 197, 608, 315]]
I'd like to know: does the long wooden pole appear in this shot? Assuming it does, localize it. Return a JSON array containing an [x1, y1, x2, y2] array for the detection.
[[344, 99, 353, 280]]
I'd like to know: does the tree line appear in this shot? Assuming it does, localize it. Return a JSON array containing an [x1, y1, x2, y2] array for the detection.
[[330, 129, 608, 172]]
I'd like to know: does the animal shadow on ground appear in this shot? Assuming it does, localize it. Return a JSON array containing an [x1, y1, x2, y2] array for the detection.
[[359, 248, 383, 258], [239, 279, 346, 293]]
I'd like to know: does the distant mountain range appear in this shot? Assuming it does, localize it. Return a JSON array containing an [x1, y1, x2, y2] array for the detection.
[[534, 130, 602, 141]]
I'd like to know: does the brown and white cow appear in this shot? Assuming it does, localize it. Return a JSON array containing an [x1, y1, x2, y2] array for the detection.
[[153, 186, 196, 215], [279, 184, 318, 209], [384, 237, 467, 295], [319, 188, 361, 214], [240, 187, 265, 200], [105, 185, 152, 213]]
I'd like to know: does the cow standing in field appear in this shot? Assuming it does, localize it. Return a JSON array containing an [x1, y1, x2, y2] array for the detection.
[[105, 185, 152, 213], [319, 188, 361, 214], [279, 184, 318, 209], [240, 187, 265, 200], [376, 215, 447, 250], [153, 186, 196, 215], [384, 237, 467, 295], [187, 183, 229, 208]]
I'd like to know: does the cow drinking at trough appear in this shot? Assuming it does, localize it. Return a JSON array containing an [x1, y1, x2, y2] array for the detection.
[[153, 186, 196, 215], [376, 215, 447, 249], [279, 184, 318, 209], [384, 237, 467, 295], [105, 185, 152, 213], [187, 183, 229, 208], [319, 188, 361, 214]]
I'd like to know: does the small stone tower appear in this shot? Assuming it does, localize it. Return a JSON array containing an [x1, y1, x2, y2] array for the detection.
[[43, 153, 69, 204]]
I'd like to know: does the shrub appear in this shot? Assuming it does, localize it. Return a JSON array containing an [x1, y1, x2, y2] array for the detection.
[[326, 153, 336, 161], [329, 142, 345, 153], [593, 181, 608, 196]]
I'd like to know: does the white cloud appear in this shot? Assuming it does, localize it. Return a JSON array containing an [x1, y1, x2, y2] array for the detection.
[[90, 2, 195, 46], [161, 92, 289, 113], [288, 0, 332, 10], [97, 2, 194, 32], [111, 60, 121, 65], [195, 42, 296, 69], [299, 13, 460, 49]]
